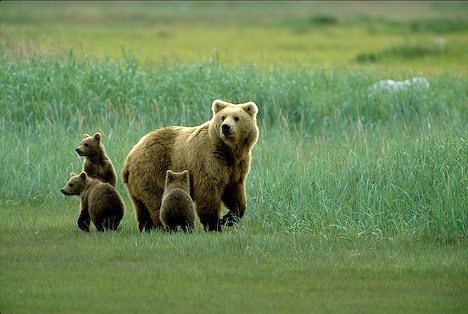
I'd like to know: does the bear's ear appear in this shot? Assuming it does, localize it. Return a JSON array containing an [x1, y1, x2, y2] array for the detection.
[[93, 132, 102, 142], [69, 172, 77, 178], [79, 172, 87, 180], [241, 101, 258, 117], [181, 170, 189, 180], [212, 99, 229, 114], [82, 133, 90, 139], [166, 170, 174, 181]]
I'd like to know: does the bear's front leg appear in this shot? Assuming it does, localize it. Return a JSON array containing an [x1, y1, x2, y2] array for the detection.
[[192, 180, 222, 231], [220, 182, 246, 226], [196, 198, 222, 232]]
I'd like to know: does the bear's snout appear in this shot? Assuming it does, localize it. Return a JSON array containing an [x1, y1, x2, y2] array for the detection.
[[76, 148, 84, 156], [222, 124, 232, 136], [61, 188, 72, 196]]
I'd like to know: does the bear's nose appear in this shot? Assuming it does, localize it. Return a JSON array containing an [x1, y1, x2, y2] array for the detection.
[[222, 124, 231, 134], [60, 189, 65, 194]]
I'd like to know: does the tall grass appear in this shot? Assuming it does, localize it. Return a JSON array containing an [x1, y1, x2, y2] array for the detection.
[[0, 54, 466, 241]]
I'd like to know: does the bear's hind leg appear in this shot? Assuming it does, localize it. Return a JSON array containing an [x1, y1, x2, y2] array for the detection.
[[102, 216, 120, 230], [91, 213, 105, 232], [148, 188, 164, 231], [95, 222, 105, 232], [109, 216, 121, 230], [130, 195, 153, 232]]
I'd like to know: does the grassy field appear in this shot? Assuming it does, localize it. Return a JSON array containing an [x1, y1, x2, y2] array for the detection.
[[1, 205, 466, 313], [0, 2, 467, 313], [1, 2, 468, 73]]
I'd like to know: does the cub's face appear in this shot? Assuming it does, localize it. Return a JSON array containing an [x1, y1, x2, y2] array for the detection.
[[164, 170, 190, 194], [60, 172, 87, 196], [76, 133, 102, 157], [211, 100, 259, 146]]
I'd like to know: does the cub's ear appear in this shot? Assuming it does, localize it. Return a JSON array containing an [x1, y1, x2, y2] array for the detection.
[[82, 133, 90, 139], [93, 132, 102, 142], [79, 172, 87, 180], [70, 172, 77, 178], [166, 170, 175, 182], [181, 170, 189, 180], [212, 99, 229, 114], [241, 101, 258, 117]]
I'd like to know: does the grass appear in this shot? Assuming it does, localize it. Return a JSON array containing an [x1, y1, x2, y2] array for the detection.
[[0, 55, 465, 240], [0, 55, 465, 312], [1, 203, 467, 313], [1, 2, 467, 73], [0, 2, 467, 312]]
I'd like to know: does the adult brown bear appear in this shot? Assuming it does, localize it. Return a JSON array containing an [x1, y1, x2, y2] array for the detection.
[[122, 99, 259, 231]]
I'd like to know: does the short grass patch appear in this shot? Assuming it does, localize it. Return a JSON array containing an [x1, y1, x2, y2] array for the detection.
[[1, 203, 467, 313]]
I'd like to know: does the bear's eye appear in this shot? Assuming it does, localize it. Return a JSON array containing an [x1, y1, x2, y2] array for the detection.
[[84, 143, 89, 147], [234, 116, 240, 122], [221, 116, 225, 121], [69, 183, 74, 187]]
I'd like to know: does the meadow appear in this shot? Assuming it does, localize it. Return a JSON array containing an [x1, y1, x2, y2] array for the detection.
[[0, 2, 467, 313], [1, 2, 468, 73]]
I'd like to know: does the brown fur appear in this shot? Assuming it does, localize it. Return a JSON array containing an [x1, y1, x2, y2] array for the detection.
[[61, 172, 124, 232], [76, 132, 117, 187], [122, 99, 259, 231], [160, 170, 195, 232]]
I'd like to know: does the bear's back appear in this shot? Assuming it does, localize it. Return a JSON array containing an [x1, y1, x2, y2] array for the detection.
[[160, 188, 194, 222], [88, 182, 124, 218]]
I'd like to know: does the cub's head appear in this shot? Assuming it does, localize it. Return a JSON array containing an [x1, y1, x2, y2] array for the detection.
[[164, 170, 190, 193], [211, 99, 259, 147], [60, 172, 88, 196], [76, 132, 103, 158]]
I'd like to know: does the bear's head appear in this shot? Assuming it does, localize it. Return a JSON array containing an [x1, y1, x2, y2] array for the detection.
[[211, 99, 259, 148], [60, 172, 88, 196], [76, 132, 103, 159], [164, 169, 190, 193]]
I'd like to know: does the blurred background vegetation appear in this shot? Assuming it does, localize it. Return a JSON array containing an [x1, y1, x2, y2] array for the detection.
[[1, 1, 467, 73]]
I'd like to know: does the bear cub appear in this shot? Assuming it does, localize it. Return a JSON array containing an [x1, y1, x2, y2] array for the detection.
[[159, 170, 195, 233], [61, 172, 124, 232], [76, 132, 117, 187]]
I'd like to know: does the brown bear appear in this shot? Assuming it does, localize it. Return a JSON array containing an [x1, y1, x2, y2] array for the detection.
[[76, 132, 117, 187], [122, 99, 259, 231], [159, 170, 195, 233], [61, 172, 124, 232]]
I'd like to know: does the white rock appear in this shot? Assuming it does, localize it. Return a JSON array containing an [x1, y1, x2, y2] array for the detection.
[[371, 77, 429, 92]]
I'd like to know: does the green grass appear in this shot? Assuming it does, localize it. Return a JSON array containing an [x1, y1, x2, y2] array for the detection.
[[1, 2, 467, 73], [1, 203, 467, 313], [0, 55, 466, 312], [0, 55, 465, 240]]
